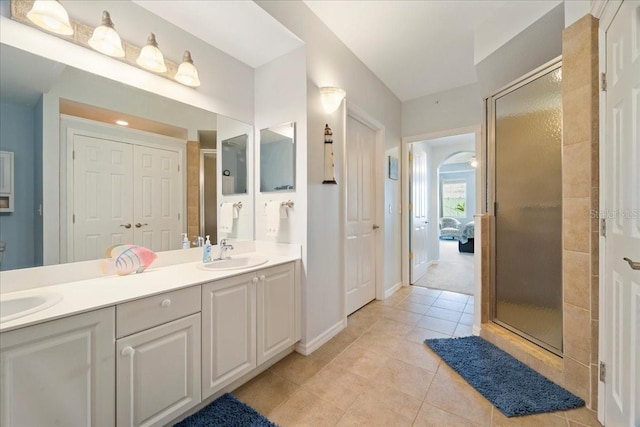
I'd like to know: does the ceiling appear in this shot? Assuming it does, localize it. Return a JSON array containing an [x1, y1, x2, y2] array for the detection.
[[302, 0, 508, 101]]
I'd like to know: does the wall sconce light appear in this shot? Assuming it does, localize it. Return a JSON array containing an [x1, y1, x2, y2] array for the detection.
[[136, 33, 167, 73], [174, 50, 201, 87], [27, 0, 73, 35], [88, 11, 124, 58], [320, 87, 346, 114], [323, 124, 337, 184], [470, 157, 478, 168]]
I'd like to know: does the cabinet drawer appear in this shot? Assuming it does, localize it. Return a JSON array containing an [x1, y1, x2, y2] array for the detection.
[[116, 286, 200, 338]]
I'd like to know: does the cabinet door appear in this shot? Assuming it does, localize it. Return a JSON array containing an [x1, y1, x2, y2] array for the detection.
[[257, 263, 296, 365], [0, 308, 115, 427], [116, 314, 200, 427], [202, 273, 256, 399]]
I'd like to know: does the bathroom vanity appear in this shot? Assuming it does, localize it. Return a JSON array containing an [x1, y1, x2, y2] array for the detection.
[[0, 242, 300, 427]]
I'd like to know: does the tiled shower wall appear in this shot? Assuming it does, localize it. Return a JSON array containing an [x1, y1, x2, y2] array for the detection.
[[481, 14, 600, 410], [560, 14, 599, 409]]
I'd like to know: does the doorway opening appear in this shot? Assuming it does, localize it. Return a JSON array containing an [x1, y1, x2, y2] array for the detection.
[[407, 133, 477, 298]]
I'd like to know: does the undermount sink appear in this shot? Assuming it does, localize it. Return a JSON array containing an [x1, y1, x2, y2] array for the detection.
[[198, 255, 268, 271], [0, 292, 63, 323]]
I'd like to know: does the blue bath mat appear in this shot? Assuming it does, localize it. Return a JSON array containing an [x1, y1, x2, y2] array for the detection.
[[424, 336, 585, 417], [174, 393, 278, 427]]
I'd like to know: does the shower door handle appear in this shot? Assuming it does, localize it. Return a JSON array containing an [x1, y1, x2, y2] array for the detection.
[[623, 257, 640, 270]]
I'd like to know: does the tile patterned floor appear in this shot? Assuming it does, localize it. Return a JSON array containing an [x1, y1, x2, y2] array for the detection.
[[233, 286, 601, 427]]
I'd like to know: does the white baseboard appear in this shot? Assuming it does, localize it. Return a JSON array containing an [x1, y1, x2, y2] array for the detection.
[[385, 281, 403, 298], [294, 318, 347, 356]]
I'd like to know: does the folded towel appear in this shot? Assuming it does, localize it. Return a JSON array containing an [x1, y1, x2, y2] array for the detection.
[[220, 202, 235, 233], [266, 201, 285, 237]]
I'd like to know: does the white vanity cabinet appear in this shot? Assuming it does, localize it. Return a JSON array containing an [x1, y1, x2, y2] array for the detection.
[[257, 262, 296, 365], [202, 261, 297, 399], [0, 308, 115, 427], [115, 287, 201, 427], [202, 271, 257, 399]]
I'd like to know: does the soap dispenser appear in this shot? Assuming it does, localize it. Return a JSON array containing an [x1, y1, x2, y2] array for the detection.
[[182, 233, 190, 249], [202, 235, 213, 263]]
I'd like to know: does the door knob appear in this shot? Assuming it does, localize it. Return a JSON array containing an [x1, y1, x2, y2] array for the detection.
[[120, 223, 132, 229], [135, 223, 148, 228], [623, 257, 640, 271], [373, 224, 380, 230]]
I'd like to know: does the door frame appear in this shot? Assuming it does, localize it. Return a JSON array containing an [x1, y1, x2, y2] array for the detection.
[[343, 101, 385, 315], [595, 0, 624, 422], [401, 125, 482, 290]]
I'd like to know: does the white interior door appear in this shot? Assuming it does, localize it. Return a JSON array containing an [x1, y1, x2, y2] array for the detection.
[[133, 145, 181, 252], [346, 115, 377, 315], [73, 135, 133, 261], [410, 144, 429, 283], [603, 2, 639, 426]]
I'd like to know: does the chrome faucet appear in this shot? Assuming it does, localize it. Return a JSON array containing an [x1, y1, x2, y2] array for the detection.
[[217, 238, 234, 260], [193, 236, 204, 247]]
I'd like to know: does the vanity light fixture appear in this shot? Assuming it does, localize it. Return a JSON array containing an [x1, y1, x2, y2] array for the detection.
[[319, 87, 346, 114], [136, 33, 167, 73], [174, 51, 201, 87], [88, 11, 124, 58], [27, 0, 73, 36]]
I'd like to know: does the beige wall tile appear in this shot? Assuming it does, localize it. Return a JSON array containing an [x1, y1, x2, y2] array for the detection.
[[563, 250, 590, 309], [563, 303, 591, 365], [563, 197, 591, 253], [563, 141, 591, 197], [563, 85, 594, 146], [591, 275, 599, 319], [563, 357, 591, 403]]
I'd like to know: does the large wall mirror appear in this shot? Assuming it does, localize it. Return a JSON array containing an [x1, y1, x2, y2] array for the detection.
[[0, 43, 254, 271], [260, 122, 296, 192]]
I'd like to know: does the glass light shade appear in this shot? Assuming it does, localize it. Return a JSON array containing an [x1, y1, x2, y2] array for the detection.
[[136, 34, 167, 73], [88, 11, 124, 58], [320, 87, 346, 113], [174, 51, 201, 87], [27, 0, 73, 35]]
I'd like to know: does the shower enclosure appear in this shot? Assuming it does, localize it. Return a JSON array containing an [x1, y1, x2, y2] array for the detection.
[[487, 59, 563, 354]]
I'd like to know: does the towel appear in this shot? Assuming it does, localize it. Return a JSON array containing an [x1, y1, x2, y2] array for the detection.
[[220, 202, 236, 233], [266, 201, 287, 237]]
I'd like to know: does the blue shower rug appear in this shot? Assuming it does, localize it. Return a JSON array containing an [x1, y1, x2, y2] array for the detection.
[[174, 393, 278, 427], [424, 336, 585, 417]]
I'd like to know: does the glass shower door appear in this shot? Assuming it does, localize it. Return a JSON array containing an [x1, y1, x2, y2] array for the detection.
[[491, 62, 563, 354]]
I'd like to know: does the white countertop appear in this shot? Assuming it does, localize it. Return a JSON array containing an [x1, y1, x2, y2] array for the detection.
[[0, 242, 301, 333]]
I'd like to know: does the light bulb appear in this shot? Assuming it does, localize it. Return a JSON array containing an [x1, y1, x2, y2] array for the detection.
[[27, 0, 73, 36], [88, 11, 124, 58], [174, 51, 201, 87], [136, 33, 167, 73]]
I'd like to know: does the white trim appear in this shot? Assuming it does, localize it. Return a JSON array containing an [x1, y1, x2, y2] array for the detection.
[[294, 318, 347, 356], [472, 325, 481, 336], [384, 282, 404, 299], [596, 1, 623, 423], [344, 101, 386, 314]]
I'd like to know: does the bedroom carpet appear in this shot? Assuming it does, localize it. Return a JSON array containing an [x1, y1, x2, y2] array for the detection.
[[413, 240, 474, 295], [424, 336, 585, 417], [173, 393, 277, 427]]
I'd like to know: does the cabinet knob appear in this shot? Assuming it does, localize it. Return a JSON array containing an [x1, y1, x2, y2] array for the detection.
[[252, 277, 259, 284], [259, 275, 266, 281], [121, 346, 135, 357], [161, 299, 171, 308]]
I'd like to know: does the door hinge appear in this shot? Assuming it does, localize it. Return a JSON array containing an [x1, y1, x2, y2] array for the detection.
[[601, 72, 607, 91], [599, 361, 606, 382], [601, 218, 607, 237], [72, 214, 75, 224], [409, 252, 413, 260]]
